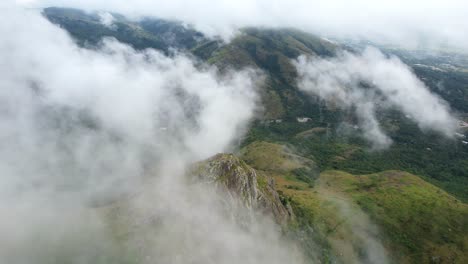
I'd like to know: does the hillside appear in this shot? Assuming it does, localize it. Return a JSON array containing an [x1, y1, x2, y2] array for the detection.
[[319, 170, 468, 263], [88, 145, 468, 263], [98, 153, 298, 264], [38, 7, 468, 263], [193, 27, 338, 120], [43, 7, 205, 52], [240, 141, 468, 263]]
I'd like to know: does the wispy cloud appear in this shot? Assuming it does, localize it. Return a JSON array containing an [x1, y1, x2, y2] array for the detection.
[[0, 2, 305, 263], [294, 47, 457, 148]]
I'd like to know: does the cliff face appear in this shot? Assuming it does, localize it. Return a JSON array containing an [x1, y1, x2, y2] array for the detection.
[[190, 153, 293, 225]]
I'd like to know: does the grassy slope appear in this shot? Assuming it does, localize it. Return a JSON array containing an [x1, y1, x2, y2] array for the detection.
[[320, 170, 468, 264], [43, 7, 203, 53], [240, 141, 468, 264], [245, 118, 468, 202], [192, 28, 338, 119]]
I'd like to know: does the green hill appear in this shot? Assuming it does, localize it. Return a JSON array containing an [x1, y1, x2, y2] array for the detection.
[[43, 7, 204, 52], [192, 27, 338, 119], [240, 141, 468, 263], [319, 170, 468, 263]]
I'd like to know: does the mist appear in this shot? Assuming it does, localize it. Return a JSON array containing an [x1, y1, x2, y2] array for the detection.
[[3, 0, 466, 263], [22, 0, 468, 51], [0, 1, 305, 263], [318, 188, 390, 264], [294, 47, 457, 149]]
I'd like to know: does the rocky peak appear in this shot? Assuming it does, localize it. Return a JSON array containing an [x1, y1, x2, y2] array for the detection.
[[190, 153, 293, 225]]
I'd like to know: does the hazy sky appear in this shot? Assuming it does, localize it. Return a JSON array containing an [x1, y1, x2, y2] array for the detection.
[[18, 0, 468, 51]]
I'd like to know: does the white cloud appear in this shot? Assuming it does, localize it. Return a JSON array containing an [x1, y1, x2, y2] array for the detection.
[[1, 0, 463, 262], [0, 2, 306, 263], [98, 11, 116, 29], [21, 0, 468, 50], [294, 47, 457, 148]]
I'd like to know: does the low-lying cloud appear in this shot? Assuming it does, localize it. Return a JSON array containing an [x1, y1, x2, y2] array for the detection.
[[0, 2, 305, 263], [294, 47, 457, 149], [98, 12, 116, 29], [22, 0, 468, 51]]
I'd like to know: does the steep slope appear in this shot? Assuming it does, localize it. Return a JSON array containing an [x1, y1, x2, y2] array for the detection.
[[190, 153, 294, 225], [319, 170, 468, 264], [92, 154, 294, 264], [43, 7, 205, 53], [193, 28, 338, 119], [98, 153, 298, 263], [98, 144, 468, 264], [240, 141, 468, 263]]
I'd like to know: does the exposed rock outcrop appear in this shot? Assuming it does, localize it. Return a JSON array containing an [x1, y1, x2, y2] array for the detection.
[[190, 153, 293, 225]]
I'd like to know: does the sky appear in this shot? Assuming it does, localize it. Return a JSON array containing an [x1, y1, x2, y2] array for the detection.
[[17, 0, 468, 51]]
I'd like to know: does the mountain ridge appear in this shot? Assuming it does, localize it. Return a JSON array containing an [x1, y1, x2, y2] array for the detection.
[[37, 7, 468, 263]]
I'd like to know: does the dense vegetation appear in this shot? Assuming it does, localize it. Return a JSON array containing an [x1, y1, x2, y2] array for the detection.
[[44, 7, 204, 53], [244, 114, 468, 202]]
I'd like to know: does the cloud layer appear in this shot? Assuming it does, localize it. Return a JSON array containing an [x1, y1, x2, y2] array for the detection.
[[295, 47, 457, 148], [22, 0, 468, 51], [2, 1, 463, 262], [0, 2, 305, 263]]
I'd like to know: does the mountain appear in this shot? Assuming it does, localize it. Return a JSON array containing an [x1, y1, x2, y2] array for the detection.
[[193, 27, 338, 120], [43, 7, 339, 120], [97, 144, 468, 263], [190, 153, 294, 225], [98, 153, 295, 264], [239, 141, 468, 263], [41, 7, 468, 263], [44, 7, 205, 52]]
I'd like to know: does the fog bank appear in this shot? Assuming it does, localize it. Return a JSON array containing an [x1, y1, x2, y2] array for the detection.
[[0, 2, 304, 263]]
